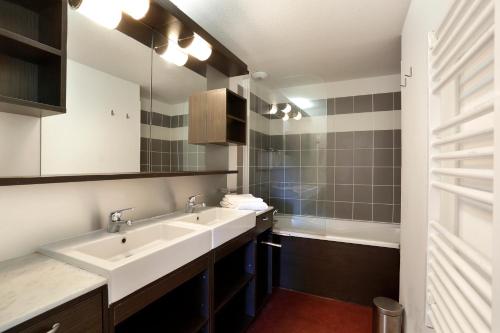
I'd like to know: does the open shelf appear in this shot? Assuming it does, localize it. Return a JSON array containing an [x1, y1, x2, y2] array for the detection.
[[215, 285, 254, 333], [214, 273, 254, 313], [0, 28, 61, 60], [115, 271, 209, 333], [226, 117, 246, 145], [226, 89, 247, 120], [0, 0, 65, 117], [0, 0, 63, 50]]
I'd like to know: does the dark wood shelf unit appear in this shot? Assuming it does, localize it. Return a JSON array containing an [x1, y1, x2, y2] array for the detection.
[[0, 0, 66, 117], [255, 229, 273, 313], [189, 88, 247, 145], [212, 231, 256, 332], [214, 273, 254, 313], [214, 286, 254, 333], [114, 269, 209, 333], [226, 117, 246, 145]]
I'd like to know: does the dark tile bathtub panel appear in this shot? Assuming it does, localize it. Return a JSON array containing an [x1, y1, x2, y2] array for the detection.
[[273, 234, 400, 306]]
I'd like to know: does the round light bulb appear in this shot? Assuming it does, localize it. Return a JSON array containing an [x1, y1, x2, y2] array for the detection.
[[184, 33, 212, 61], [269, 104, 277, 114], [282, 113, 289, 121], [161, 41, 188, 66], [294, 111, 302, 120], [282, 104, 291, 114], [122, 0, 150, 20], [76, 0, 122, 30]]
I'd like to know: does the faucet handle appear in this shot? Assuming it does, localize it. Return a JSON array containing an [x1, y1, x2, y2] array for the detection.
[[110, 207, 135, 222], [188, 194, 202, 203]]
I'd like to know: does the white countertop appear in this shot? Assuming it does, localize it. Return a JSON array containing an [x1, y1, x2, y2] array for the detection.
[[256, 206, 274, 216], [0, 253, 106, 332]]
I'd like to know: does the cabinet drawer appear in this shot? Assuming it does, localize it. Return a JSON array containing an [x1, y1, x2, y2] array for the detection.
[[16, 293, 103, 333], [255, 211, 274, 235]]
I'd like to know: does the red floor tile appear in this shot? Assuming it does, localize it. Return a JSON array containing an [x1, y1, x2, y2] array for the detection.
[[248, 289, 372, 333]]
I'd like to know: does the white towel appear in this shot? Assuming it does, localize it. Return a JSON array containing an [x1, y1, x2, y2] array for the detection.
[[220, 194, 269, 211], [222, 194, 263, 204], [220, 200, 269, 211]]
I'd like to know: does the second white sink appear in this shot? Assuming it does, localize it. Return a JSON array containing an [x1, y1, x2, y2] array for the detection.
[[176, 207, 256, 248]]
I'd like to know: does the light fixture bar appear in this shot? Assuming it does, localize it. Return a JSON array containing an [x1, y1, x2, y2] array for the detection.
[[69, 0, 122, 30]]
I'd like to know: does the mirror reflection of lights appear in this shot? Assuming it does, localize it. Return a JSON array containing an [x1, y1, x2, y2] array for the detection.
[[282, 104, 292, 114], [269, 105, 278, 114]]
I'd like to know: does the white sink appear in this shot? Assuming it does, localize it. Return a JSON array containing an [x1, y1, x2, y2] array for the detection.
[[176, 207, 256, 248], [40, 221, 211, 304]]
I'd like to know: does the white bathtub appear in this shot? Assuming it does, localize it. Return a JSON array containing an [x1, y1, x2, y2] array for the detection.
[[273, 215, 400, 249]]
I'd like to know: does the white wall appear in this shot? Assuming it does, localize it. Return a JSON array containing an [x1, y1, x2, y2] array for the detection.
[[0, 174, 227, 262], [41, 60, 141, 175], [400, 1, 451, 332], [0, 113, 40, 177], [278, 74, 401, 101]]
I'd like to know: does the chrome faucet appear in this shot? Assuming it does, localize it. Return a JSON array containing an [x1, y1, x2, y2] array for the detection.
[[108, 208, 135, 233], [185, 194, 206, 213]]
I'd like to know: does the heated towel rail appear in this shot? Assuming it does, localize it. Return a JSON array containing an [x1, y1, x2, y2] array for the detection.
[[427, 0, 498, 332]]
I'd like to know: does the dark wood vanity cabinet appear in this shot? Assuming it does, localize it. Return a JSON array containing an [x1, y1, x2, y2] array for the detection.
[[5, 287, 107, 333], [0, 0, 67, 117], [189, 88, 247, 145], [212, 229, 256, 333], [254, 211, 275, 314], [110, 254, 211, 333]]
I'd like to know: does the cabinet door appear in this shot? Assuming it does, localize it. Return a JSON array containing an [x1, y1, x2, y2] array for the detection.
[[15, 293, 103, 333], [206, 89, 227, 143], [188, 92, 207, 144], [255, 229, 273, 312]]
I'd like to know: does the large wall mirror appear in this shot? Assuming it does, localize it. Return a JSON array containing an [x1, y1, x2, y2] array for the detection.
[[41, 9, 152, 176], [0, 3, 232, 180]]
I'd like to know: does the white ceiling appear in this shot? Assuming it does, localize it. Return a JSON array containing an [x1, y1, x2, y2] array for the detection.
[[170, 0, 410, 88], [68, 10, 206, 105]]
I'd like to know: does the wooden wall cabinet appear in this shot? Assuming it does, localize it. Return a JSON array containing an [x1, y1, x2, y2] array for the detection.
[[189, 88, 247, 145], [0, 0, 67, 117]]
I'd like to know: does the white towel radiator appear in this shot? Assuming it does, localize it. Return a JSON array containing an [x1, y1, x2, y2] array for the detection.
[[426, 0, 499, 332]]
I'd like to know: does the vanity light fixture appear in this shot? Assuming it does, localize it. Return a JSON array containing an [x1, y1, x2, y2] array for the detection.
[[282, 113, 289, 121], [269, 104, 278, 115], [122, 0, 150, 20], [161, 41, 189, 66], [294, 111, 302, 120], [282, 104, 292, 114], [69, 0, 122, 30], [184, 33, 212, 61]]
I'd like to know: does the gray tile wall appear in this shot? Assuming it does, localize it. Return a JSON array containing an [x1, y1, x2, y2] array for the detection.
[[248, 91, 401, 223], [267, 129, 401, 223], [140, 137, 207, 172], [140, 108, 206, 172]]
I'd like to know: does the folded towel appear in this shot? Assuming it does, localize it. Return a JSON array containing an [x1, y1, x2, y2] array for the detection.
[[220, 200, 269, 211], [222, 197, 263, 204], [223, 194, 262, 201], [225, 194, 254, 199]]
